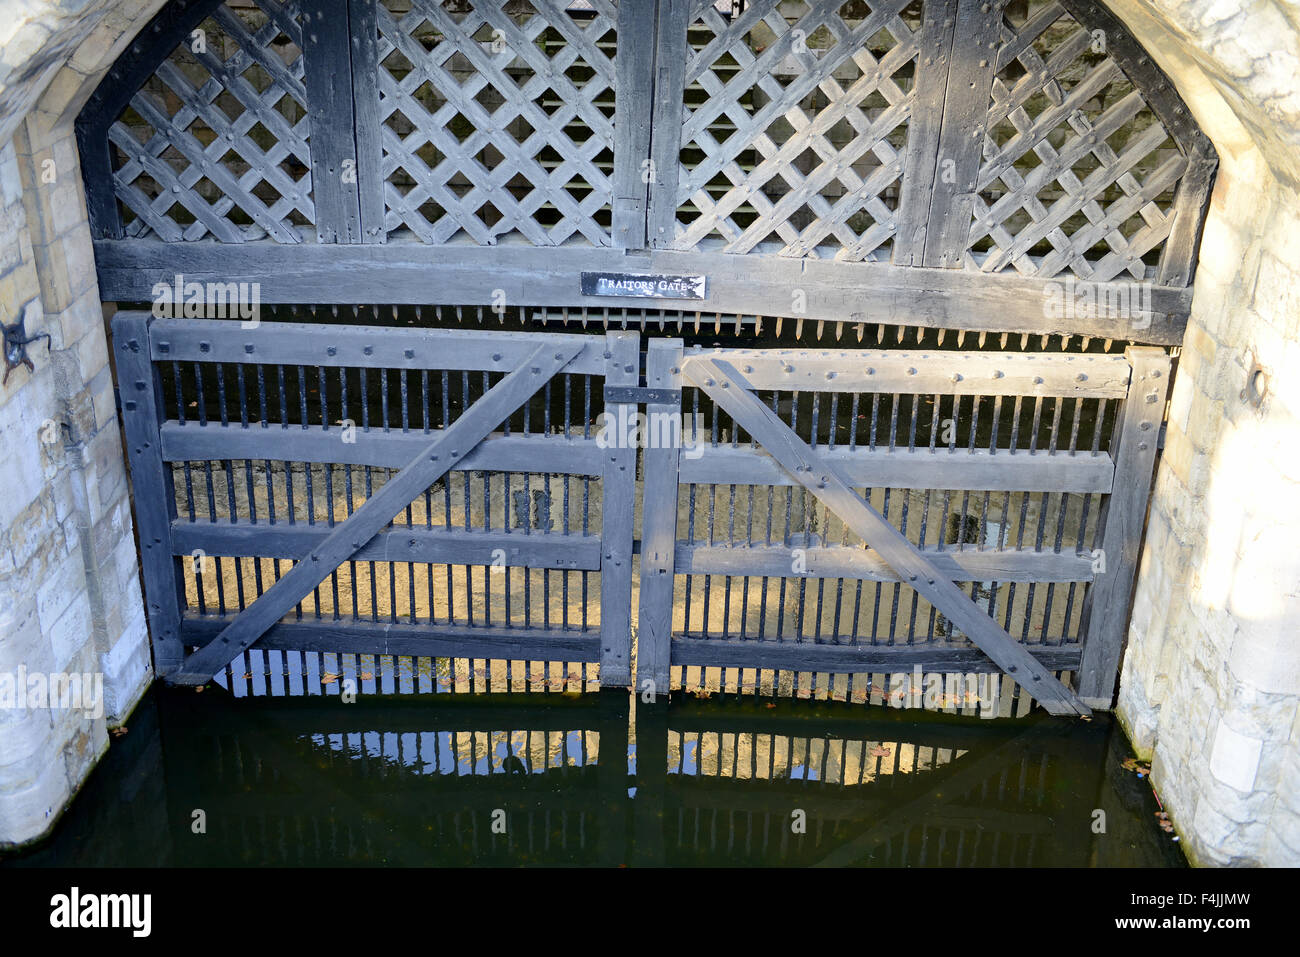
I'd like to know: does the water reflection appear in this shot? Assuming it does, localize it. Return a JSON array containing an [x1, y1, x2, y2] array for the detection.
[[3, 689, 1183, 868]]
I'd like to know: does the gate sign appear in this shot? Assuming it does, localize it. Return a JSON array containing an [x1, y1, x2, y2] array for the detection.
[[581, 272, 706, 300]]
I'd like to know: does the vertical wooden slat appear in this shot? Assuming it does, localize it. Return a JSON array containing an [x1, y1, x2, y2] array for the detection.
[[347, 0, 386, 243], [611, 0, 658, 250], [636, 338, 684, 694], [113, 314, 186, 675], [300, 0, 362, 243], [1075, 346, 1171, 706], [921, 0, 1006, 268], [599, 331, 639, 687], [892, 0, 956, 266], [646, 0, 692, 248]]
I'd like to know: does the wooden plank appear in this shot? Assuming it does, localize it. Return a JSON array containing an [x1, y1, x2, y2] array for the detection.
[[346, 0, 386, 243], [300, 0, 362, 243], [611, 0, 657, 249], [599, 331, 639, 686], [180, 615, 600, 662], [1075, 346, 1171, 707], [169, 340, 583, 684], [670, 638, 1082, 673], [146, 315, 609, 374], [683, 355, 1091, 716], [636, 338, 684, 695], [97, 241, 1193, 343], [677, 543, 1095, 584], [892, 0, 957, 265], [679, 443, 1115, 493], [159, 422, 605, 475], [922, 0, 1005, 268], [645, 0, 692, 249], [171, 521, 602, 570], [681, 348, 1131, 397], [113, 314, 186, 675]]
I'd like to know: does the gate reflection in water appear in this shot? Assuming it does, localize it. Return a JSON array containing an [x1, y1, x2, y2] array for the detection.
[[5, 690, 1182, 868]]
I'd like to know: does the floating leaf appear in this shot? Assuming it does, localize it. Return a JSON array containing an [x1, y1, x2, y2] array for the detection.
[[321, 673, 339, 684], [870, 746, 892, 757]]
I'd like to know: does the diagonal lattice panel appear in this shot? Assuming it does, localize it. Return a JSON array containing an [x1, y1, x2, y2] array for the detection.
[[107, 0, 314, 243], [965, 0, 1185, 281], [664, 0, 921, 262], [375, 0, 618, 246]]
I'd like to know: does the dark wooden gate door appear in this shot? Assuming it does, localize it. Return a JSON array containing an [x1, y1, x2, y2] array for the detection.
[[637, 339, 1170, 713], [114, 313, 638, 687]]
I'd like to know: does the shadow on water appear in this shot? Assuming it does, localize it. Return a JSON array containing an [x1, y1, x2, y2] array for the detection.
[[2, 687, 1184, 867]]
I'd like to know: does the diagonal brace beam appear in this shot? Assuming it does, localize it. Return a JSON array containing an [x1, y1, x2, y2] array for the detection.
[[170, 341, 583, 685], [683, 356, 1091, 717]]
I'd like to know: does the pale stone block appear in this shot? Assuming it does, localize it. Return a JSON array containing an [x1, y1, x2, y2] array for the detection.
[[1209, 719, 1264, 793], [0, 763, 70, 847]]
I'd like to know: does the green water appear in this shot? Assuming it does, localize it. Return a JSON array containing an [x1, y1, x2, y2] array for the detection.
[[2, 688, 1184, 867]]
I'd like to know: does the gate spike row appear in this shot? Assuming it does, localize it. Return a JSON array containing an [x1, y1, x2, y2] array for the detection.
[[774, 316, 783, 337], [957, 330, 966, 347], [916, 325, 924, 343], [876, 324, 884, 344], [676, 312, 684, 332], [937, 328, 946, 346], [694, 311, 702, 334], [1021, 333, 1029, 349], [816, 319, 824, 340], [754, 315, 762, 336], [1104, 338, 1113, 351], [331, 304, 339, 319], [1040, 334, 1049, 349], [1000, 332, 1008, 348], [455, 306, 463, 324], [1060, 335, 1070, 351], [714, 312, 722, 334], [795, 317, 804, 339], [896, 324, 905, 343], [855, 322, 864, 342], [978, 331, 986, 347], [392, 304, 400, 320], [1082, 336, 1091, 351], [415, 305, 424, 322], [834, 320, 843, 341]]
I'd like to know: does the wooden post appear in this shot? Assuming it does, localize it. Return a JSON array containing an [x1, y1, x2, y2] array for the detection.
[[636, 338, 683, 696], [599, 331, 639, 687], [645, 0, 692, 249], [300, 0, 363, 243], [347, 0, 387, 244], [611, 0, 657, 249], [113, 314, 186, 676], [1076, 346, 1172, 707]]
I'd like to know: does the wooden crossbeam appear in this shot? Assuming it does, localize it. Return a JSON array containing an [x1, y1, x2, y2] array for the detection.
[[682, 356, 1092, 717], [170, 340, 582, 684]]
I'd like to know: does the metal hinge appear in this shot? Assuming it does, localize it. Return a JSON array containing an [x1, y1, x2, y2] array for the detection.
[[603, 385, 681, 405]]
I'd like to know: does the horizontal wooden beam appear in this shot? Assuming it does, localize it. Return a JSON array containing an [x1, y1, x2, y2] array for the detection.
[[679, 444, 1114, 493], [179, 616, 601, 664], [681, 349, 1131, 397], [669, 638, 1082, 673], [171, 521, 602, 570], [160, 422, 605, 475], [144, 315, 609, 375], [676, 543, 1094, 583], [96, 241, 1192, 344]]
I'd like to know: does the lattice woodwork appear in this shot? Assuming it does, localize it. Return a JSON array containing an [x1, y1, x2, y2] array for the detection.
[[661, 0, 922, 261], [375, 0, 619, 245], [106, 0, 314, 243], [966, 0, 1187, 281]]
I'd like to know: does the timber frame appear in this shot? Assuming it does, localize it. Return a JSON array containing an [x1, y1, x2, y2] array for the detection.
[[79, 0, 1216, 344]]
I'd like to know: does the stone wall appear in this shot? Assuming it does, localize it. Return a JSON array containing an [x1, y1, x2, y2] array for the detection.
[[0, 1, 159, 847], [1109, 0, 1300, 866]]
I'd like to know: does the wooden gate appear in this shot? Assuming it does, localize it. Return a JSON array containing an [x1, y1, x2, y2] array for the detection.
[[113, 312, 638, 687], [636, 339, 1170, 713]]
